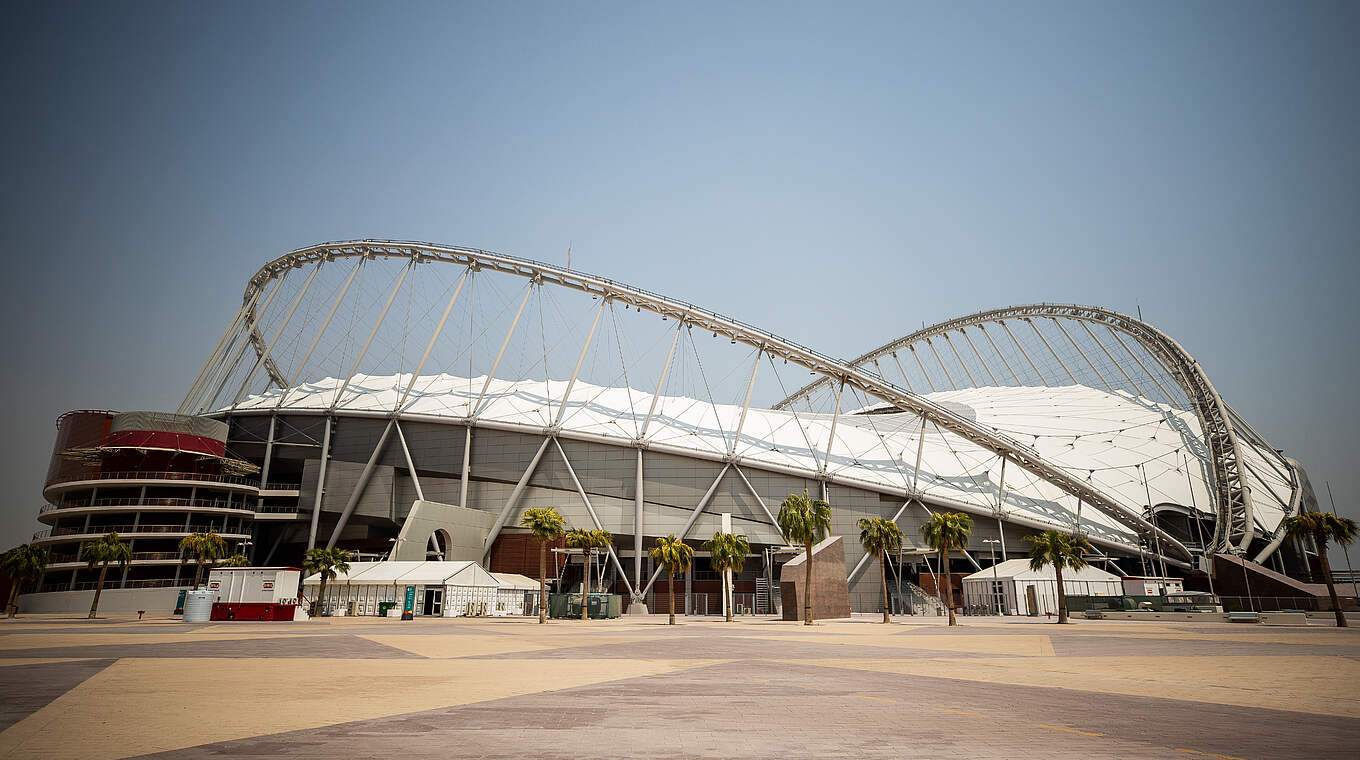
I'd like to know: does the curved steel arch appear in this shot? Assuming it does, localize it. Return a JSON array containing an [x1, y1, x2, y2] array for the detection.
[[772, 303, 1277, 554], [190, 241, 1194, 564]]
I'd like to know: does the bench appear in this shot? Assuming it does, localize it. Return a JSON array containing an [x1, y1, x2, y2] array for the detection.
[[1227, 611, 1260, 623]]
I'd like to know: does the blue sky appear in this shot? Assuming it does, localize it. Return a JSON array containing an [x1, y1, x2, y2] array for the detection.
[[2, 2, 1357, 564]]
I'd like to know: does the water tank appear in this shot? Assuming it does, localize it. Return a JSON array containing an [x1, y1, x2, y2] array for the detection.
[[183, 590, 215, 622]]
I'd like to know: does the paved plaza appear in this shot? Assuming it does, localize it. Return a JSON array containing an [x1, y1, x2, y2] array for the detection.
[[0, 613, 1356, 759]]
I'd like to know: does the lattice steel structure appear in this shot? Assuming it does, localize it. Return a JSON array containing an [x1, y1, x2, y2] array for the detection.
[[146, 239, 1311, 607]]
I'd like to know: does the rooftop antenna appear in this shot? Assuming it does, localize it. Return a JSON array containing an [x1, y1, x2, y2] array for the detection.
[[1136, 304, 1143, 321], [566, 243, 572, 271]]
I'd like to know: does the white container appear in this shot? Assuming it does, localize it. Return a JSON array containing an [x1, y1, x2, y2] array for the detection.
[[183, 590, 215, 622]]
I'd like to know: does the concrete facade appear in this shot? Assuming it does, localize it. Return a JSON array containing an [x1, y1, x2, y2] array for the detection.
[[779, 536, 852, 621]]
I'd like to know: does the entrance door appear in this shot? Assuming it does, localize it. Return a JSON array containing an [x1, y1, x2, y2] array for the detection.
[[423, 588, 443, 616]]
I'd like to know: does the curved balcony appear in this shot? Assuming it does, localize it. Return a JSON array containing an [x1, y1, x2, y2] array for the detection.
[[38, 498, 255, 524], [32, 524, 251, 544], [44, 471, 260, 499], [44, 550, 191, 570]]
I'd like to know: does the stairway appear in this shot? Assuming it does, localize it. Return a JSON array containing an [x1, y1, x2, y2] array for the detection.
[[903, 581, 948, 617], [755, 577, 771, 615]]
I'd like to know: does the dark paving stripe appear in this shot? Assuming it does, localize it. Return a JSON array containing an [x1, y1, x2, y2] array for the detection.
[[0, 658, 115, 732], [138, 658, 1359, 760], [0, 634, 420, 660]]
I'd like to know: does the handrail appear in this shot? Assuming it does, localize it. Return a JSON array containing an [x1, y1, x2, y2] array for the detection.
[[34, 524, 250, 541], [41, 498, 253, 513], [48, 471, 260, 488]]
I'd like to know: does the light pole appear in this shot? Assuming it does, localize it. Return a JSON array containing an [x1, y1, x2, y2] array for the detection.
[[983, 539, 1002, 615]]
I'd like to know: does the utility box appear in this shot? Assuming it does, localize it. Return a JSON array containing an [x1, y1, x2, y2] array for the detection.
[[207, 567, 302, 621]]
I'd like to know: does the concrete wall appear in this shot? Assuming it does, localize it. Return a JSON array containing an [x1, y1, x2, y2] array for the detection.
[[780, 536, 852, 620], [19, 586, 186, 615]]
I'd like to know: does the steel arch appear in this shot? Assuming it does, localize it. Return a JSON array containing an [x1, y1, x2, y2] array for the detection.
[[772, 303, 1289, 554], [187, 241, 1195, 564]]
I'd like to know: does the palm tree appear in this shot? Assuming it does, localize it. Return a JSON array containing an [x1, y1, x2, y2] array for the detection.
[[858, 517, 903, 623], [703, 532, 750, 622], [564, 529, 591, 620], [1024, 530, 1093, 624], [1, 543, 50, 618], [584, 530, 613, 619], [302, 547, 352, 616], [80, 532, 132, 619], [777, 489, 833, 625], [520, 507, 567, 624], [221, 554, 251, 568], [920, 511, 973, 626], [178, 531, 228, 589], [649, 534, 694, 625], [1283, 510, 1359, 628]]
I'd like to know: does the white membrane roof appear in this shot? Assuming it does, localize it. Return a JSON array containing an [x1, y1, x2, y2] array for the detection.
[[239, 374, 1292, 546]]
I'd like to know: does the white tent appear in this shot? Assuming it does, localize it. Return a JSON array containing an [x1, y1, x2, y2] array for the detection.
[[490, 573, 539, 616], [303, 561, 499, 617], [961, 559, 1122, 616]]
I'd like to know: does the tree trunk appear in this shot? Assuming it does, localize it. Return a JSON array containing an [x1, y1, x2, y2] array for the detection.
[[316, 577, 328, 617], [804, 539, 814, 626], [1055, 564, 1068, 623], [668, 570, 676, 625], [581, 550, 591, 621], [538, 541, 547, 624], [724, 567, 733, 623], [89, 563, 108, 619], [193, 560, 204, 590], [881, 554, 890, 624], [6, 583, 20, 618], [1316, 532, 1347, 628], [943, 547, 956, 626]]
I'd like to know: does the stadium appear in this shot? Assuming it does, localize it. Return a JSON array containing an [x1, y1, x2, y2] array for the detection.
[[26, 240, 1321, 615]]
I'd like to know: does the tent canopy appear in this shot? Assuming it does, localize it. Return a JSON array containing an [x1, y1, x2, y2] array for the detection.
[[303, 561, 499, 587], [491, 572, 539, 590], [962, 558, 1121, 584]]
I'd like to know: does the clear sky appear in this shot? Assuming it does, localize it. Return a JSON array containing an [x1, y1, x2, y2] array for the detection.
[[2, 2, 1357, 566]]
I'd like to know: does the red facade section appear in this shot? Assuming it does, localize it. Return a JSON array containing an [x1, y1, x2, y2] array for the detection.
[[45, 411, 115, 487], [488, 533, 566, 578]]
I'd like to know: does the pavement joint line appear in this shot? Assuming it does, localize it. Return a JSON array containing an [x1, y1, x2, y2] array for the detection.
[[856, 695, 895, 702], [1176, 748, 1249, 760], [1036, 723, 1102, 736], [936, 707, 985, 717]]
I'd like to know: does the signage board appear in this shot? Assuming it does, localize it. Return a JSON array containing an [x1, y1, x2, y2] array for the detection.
[[401, 585, 416, 620]]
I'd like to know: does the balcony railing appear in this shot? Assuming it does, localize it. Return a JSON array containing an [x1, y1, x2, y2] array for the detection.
[[37, 578, 184, 592], [34, 524, 249, 541], [48, 551, 184, 564], [41, 498, 254, 514], [49, 471, 259, 488], [262, 482, 303, 491], [256, 504, 303, 513]]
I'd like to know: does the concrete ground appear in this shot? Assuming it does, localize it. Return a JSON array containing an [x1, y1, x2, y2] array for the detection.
[[0, 612, 1357, 759]]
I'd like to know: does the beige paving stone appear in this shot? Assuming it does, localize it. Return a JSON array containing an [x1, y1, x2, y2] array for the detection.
[[359, 633, 554, 657], [746, 633, 1055, 656], [785, 655, 1360, 718], [0, 657, 726, 760]]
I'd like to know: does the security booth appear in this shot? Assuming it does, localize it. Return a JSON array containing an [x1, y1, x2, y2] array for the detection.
[[207, 567, 302, 621]]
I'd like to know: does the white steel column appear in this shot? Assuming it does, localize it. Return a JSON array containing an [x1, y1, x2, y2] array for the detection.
[[256, 415, 277, 510], [732, 464, 780, 528], [459, 426, 472, 507], [331, 261, 413, 410], [395, 420, 423, 501], [942, 333, 978, 387], [640, 320, 684, 439], [325, 419, 395, 548], [639, 464, 730, 598], [848, 498, 913, 584], [473, 281, 535, 417], [999, 320, 1048, 387], [1052, 319, 1111, 391], [633, 447, 645, 596], [960, 328, 1000, 386], [925, 338, 957, 390], [888, 352, 917, 394], [1026, 318, 1077, 385], [910, 414, 928, 493], [278, 257, 365, 407], [553, 437, 635, 597], [481, 436, 552, 559], [226, 260, 324, 408], [397, 268, 469, 411], [820, 378, 846, 475], [554, 299, 606, 427], [995, 456, 1009, 559], [908, 346, 937, 392], [729, 346, 763, 456], [978, 323, 1023, 385], [307, 416, 333, 550]]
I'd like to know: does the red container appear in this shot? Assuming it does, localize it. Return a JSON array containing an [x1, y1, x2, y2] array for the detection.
[[209, 602, 297, 621]]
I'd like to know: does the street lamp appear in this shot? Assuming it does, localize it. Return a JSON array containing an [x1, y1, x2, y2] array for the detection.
[[983, 539, 1002, 615]]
